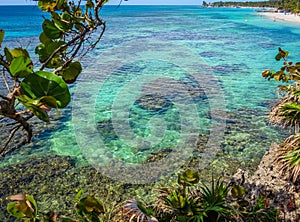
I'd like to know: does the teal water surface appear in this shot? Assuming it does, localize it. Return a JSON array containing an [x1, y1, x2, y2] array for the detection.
[[0, 5, 299, 172]]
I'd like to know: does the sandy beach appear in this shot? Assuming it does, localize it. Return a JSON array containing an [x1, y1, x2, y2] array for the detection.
[[259, 11, 300, 25]]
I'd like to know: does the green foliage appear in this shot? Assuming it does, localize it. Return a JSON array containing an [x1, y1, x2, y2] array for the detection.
[[229, 185, 279, 221], [20, 71, 70, 108], [9, 56, 33, 78], [6, 173, 280, 222], [0, 0, 108, 155], [7, 194, 38, 221], [263, 49, 300, 182], [150, 169, 279, 222], [208, 0, 300, 11], [60, 61, 82, 84], [262, 48, 300, 82], [42, 19, 63, 39], [6, 191, 112, 222], [178, 168, 200, 187], [199, 178, 231, 221], [154, 169, 233, 222], [5, 47, 30, 63], [75, 196, 105, 222]]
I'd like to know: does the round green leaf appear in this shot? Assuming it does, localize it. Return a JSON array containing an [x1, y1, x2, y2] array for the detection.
[[9, 56, 33, 78], [21, 71, 70, 108], [39, 32, 52, 45], [4, 47, 30, 63], [35, 41, 65, 67], [42, 19, 62, 39], [7, 202, 26, 219], [61, 61, 82, 84]]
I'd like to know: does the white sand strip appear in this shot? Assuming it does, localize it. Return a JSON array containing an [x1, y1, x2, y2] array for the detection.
[[259, 12, 300, 25]]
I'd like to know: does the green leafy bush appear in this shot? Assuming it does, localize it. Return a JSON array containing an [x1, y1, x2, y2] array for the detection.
[[263, 48, 300, 182], [0, 0, 107, 156]]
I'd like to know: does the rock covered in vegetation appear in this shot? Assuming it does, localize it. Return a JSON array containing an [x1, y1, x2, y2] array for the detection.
[[231, 144, 300, 221]]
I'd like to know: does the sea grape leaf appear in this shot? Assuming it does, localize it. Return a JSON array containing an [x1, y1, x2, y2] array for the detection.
[[35, 41, 65, 67], [60, 61, 82, 84], [62, 11, 72, 22], [9, 56, 33, 78], [86, 0, 95, 13], [39, 32, 52, 45], [7, 202, 27, 219], [35, 44, 48, 62], [42, 19, 62, 39], [0, 30, 4, 47], [76, 196, 104, 221], [275, 48, 289, 61], [47, 40, 66, 55], [24, 102, 50, 123], [16, 94, 51, 122], [4, 47, 30, 63], [21, 71, 70, 108], [7, 195, 37, 219], [275, 52, 282, 61], [51, 11, 72, 31], [55, 0, 69, 10], [38, 0, 57, 12]]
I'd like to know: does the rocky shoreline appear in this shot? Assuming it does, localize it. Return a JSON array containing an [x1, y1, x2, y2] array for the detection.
[[232, 143, 300, 221], [0, 143, 299, 221]]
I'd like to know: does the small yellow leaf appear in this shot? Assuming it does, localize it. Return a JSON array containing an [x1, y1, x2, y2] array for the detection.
[[0, 30, 4, 47]]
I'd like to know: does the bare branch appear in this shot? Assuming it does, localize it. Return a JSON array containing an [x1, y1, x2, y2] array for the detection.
[[15, 110, 32, 115], [0, 95, 9, 100], [1, 68, 11, 92], [0, 124, 21, 156]]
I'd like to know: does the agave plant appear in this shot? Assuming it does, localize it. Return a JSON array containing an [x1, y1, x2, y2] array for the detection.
[[269, 83, 300, 133], [275, 134, 300, 182], [153, 169, 234, 222], [116, 199, 158, 222], [198, 177, 232, 221]]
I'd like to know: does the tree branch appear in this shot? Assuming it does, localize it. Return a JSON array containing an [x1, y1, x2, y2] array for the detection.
[[40, 27, 90, 71], [1, 67, 11, 93], [0, 124, 22, 156]]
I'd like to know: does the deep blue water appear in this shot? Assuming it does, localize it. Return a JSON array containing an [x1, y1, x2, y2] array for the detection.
[[1, 5, 299, 177]]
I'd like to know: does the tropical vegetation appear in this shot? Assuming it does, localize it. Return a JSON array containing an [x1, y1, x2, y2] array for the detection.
[[6, 169, 279, 222], [262, 48, 300, 182], [0, 0, 107, 156], [204, 0, 300, 13], [1, 0, 299, 221]]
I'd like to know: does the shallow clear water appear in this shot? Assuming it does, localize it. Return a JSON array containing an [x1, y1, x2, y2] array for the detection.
[[0, 6, 299, 177]]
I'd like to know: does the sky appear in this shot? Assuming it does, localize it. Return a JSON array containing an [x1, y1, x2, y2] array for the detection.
[[0, 0, 202, 5]]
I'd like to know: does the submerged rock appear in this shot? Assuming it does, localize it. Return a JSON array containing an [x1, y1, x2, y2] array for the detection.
[[135, 94, 173, 113]]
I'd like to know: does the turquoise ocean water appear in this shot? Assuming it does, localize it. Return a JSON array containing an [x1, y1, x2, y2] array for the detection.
[[1, 5, 300, 174]]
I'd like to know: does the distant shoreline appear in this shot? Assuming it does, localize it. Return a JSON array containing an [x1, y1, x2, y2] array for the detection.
[[259, 12, 300, 25]]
